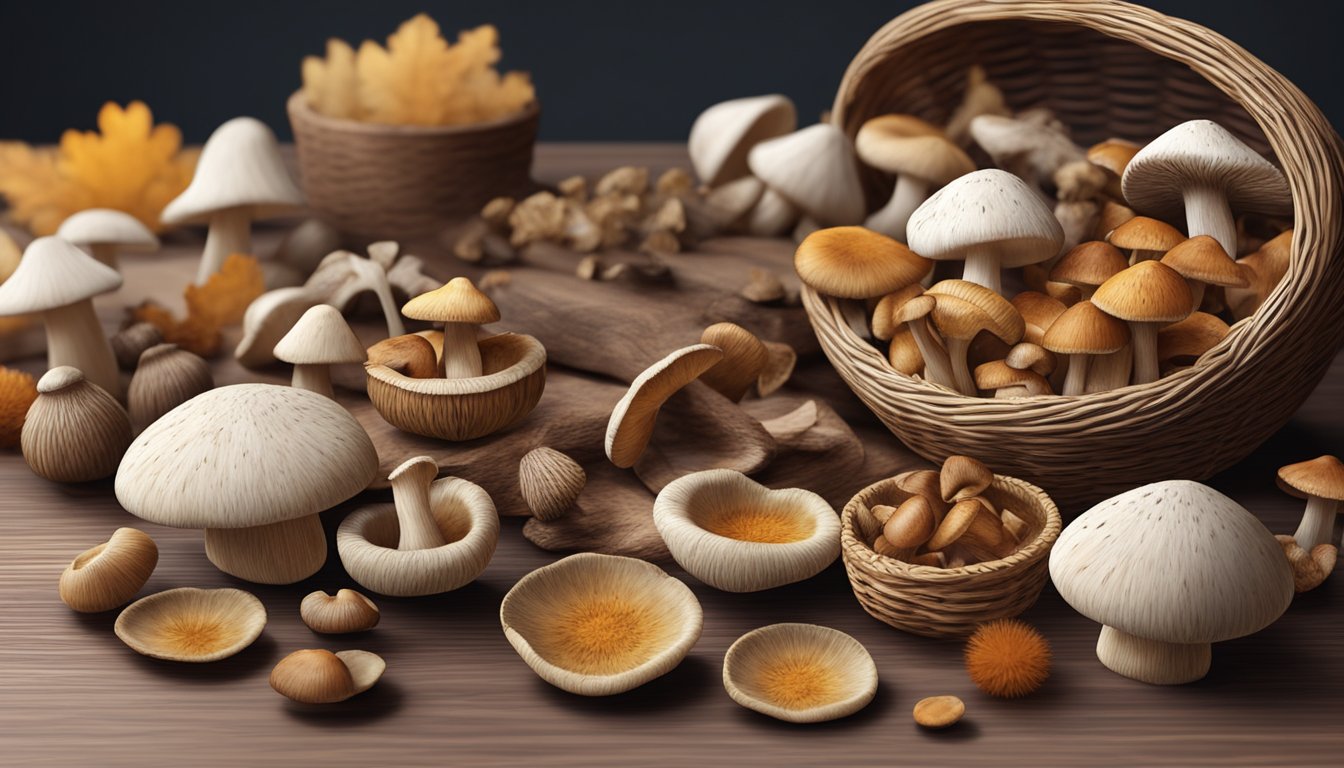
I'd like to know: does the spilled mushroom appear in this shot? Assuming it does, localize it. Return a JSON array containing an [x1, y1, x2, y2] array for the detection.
[[58, 527, 158, 613], [1277, 455, 1344, 549], [270, 649, 385, 704], [300, 589, 381, 634], [605, 344, 724, 468]]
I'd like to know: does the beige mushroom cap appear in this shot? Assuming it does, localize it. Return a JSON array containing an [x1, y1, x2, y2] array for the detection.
[[794, 226, 931, 299], [747, 124, 866, 226], [115, 384, 378, 529], [401, 276, 500, 324], [688, 94, 797, 187], [1277, 455, 1344, 501], [1042, 301, 1131, 355], [906, 169, 1064, 269], [855, 115, 975, 185], [1049, 480, 1292, 645], [722, 623, 878, 724], [160, 117, 305, 225], [0, 236, 122, 315], [57, 209, 159, 251], [605, 344, 724, 468], [273, 304, 366, 365], [114, 587, 267, 663], [1160, 235, 1247, 288]]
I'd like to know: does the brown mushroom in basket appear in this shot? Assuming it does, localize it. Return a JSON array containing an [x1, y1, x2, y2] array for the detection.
[[974, 360, 1051, 398], [926, 280, 1024, 395], [1050, 241, 1128, 301], [1160, 235, 1247, 312], [1156, 312, 1229, 372], [1091, 261, 1191, 385], [1228, 229, 1292, 319], [795, 226, 931, 337], [1042, 301, 1130, 396], [1106, 216, 1184, 264]]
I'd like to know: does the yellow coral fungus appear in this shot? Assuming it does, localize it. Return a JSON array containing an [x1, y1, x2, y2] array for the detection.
[[0, 366, 38, 448]]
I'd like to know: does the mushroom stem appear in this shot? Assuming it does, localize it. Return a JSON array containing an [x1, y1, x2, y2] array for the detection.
[[1062, 354, 1091, 396], [944, 337, 977, 396], [197, 208, 251, 285], [291, 363, 334, 399], [89, 244, 119, 270], [1096, 624, 1211, 685], [905, 319, 956, 389], [1129, 322, 1161, 385], [440, 322, 483, 379], [1086, 346, 1132, 392], [960, 246, 1003, 295], [1293, 496, 1341, 550], [368, 275, 407, 339], [44, 300, 120, 399], [390, 465, 446, 551], [204, 515, 327, 584], [1183, 183, 1237, 259], [865, 175, 929, 242]]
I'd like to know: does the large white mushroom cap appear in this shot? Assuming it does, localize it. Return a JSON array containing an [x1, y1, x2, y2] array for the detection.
[[161, 117, 305, 226], [688, 94, 796, 187], [747, 124, 866, 227], [906, 169, 1063, 268], [1049, 479, 1292, 645]]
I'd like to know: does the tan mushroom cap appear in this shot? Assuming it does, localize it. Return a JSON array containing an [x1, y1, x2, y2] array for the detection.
[[605, 344, 724, 468], [927, 280, 1025, 343], [794, 226, 930, 299], [57, 209, 159, 251], [974, 360, 1050, 395], [1042, 301, 1130, 355], [1157, 312, 1229, 362], [905, 169, 1064, 268], [940, 455, 993, 503], [518, 446, 586, 522], [1012, 291, 1068, 345], [1004, 342, 1056, 376], [872, 284, 926, 340], [1106, 216, 1185, 253], [748, 124, 866, 226], [115, 384, 378, 528], [270, 649, 385, 703], [1050, 241, 1129, 290], [273, 304, 366, 365], [855, 115, 974, 185], [722, 623, 878, 724], [1091, 261, 1192, 324], [402, 276, 500, 324], [160, 117, 304, 225], [114, 587, 267, 663], [699, 323, 769, 402], [1087, 139, 1142, 178], [1160, 235, 1247, 288], [688, 94, 797, 187], [0, 236, 122, 315], [1277, 456, 1344, 501]]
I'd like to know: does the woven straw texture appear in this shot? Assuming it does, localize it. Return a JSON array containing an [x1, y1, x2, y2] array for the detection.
[[288, 92, 539, 243], [841, 472, 1061, 638], [809, 0, 1344, 510]]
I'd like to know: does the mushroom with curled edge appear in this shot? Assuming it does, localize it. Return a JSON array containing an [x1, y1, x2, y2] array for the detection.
[[0, 237, 123, 397], [161, 117, 305, 285], [1004, 342, 1056, 383], [1157, 312, 1229, 373], [1049, 241, 1128, 301], [1091, 261, 1191, 386], [401, 277, 499, 380], [338, 456, 500, 597], [272, 304, 366, 399], [854, 114, 975, 242], [1106, 216, 1184, 264], [748, 124, 866, 227], [795, 226, 931, 339], [1050, 480, 1292, 685], [688, 94, 797, 188], [1277, 455, 1344, 550], [699, 323, 768, 403], [940, 455, 993, 504], [1042, 301, 1130, 396], [974, 359, 1051, 398], [906, 169, 1064, 295], [270, 649, 385, 704], [115, 384, 378, 584], [1228, 229, 1292, 320], [926, 280, 1025, 396], [56, 209, 159, 270], [605, 344, 723, 468], [871, 284, 925, 343], [1122, 119, 1292, 259], [1160, 235, 1247, 313]]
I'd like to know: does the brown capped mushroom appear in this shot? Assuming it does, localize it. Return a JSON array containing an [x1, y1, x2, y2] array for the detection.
[[941, 456, 993, 503], [891, 296, 955, 389], [855, 114, 974, 241], [401, 277, 500, 379], [127, 343, 213, 433], [884, 495, 937, 549], [1011, 291, 1068, 347], [1050, 241, 1128, 300], [699, 323, 768, 402], [1092, 261, 1192, 384], [794, 226, 931, 299], [111, 323, 164, 372], [300, 589, 380, 634], [1160, 235, 1247, 312], [1278, 456, 1344, 549], [1228, 229, 1292, 319], [1106, 216, 1185, 264], [365, 333, 438, 379], [58, 527, 158, 613], [926, 280, 1024, 395], [270, 649, 385, 704], [1157, 312, 1230, 370], [1042, 300, 1131, 395], [974, 360, 1051, 398], [22, 366, 132, 482]]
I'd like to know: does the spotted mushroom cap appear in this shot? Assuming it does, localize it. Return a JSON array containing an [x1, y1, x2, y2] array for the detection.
[[906, 169, 1064, 269]]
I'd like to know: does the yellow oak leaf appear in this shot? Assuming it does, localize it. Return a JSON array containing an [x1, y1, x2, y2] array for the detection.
[[357, 14, 458, 126], [0, 365, 38, 449], [184, 253, 265, 328], [303, 38, 360, 120]]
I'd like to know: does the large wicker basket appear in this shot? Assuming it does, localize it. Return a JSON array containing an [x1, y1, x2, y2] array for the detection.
[[807, 0, 1344, 510], [288, 92, 539, 243], [841, 472, 1061, 638]]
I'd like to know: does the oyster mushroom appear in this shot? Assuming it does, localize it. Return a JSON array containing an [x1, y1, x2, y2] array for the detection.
[[926, 280, 1025, 395], [115, 384, 378, 584], [652, 469, 840, 592], [854, 114, 974, 241], [722, 623, 877, 724], [58, 527, 158, 613], [114, 587, 267, 663], [272, 304, 366, 399], [270, 649, 386, 704], [500, 553, 703, 696], [56, 208, 159, 270], [1049, 480, 1292, 684], [337, 456, 499, 597], [0, 237, 123, 396]]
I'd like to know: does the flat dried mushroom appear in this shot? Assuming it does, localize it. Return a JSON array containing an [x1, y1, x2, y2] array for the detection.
[[115, 587, 266, 663]]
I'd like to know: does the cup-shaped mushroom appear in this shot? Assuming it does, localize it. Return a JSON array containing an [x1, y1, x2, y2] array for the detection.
[[365, 332, 546, 441], [270, 649, 385, 704], [688, 94, 796, 187], [500, 553, 703, 696], [337, 458, 500, 597], [22, 366, 132, 483], [114, 587, 267, 663], [653, 469, 840, 592], [1049, 480, 1292, 685], [58, 527, 158, 613], [115, 384, 379, 584], [300, 589, 380, 634], [722, 623, 878, 724]]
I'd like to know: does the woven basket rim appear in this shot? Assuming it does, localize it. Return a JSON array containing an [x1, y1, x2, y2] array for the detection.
[[840, 471, 1062, 580], [286, 90, 540, 137]]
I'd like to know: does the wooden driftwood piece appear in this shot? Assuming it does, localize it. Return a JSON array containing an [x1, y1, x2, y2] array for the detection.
[[523, 463, 671, 562], [633, 381, 776, 492]]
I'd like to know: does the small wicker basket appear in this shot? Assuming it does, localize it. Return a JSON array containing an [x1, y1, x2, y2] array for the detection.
[[288, 92, 539, 243], [841, 472, 1061, 638], [808, 0, 1344, 510]]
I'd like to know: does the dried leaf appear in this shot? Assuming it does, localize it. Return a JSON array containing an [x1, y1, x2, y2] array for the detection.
[[0, 366, 37, 448], [0, 102, 196, 235], [185, 253, 265, 327], [302, 39, 359, 120], [129, 302, 222, 359]]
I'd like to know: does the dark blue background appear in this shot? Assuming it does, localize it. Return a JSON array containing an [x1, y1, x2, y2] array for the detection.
[[1, 1, 1339, 142]]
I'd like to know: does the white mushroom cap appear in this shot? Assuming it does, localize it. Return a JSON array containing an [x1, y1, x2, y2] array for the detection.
[[273, 304, 366, 365], [1121, 120, 1291, 218], [57, 209, 159, 252], [747, 124, 866, 226], [0, 236, 122, 315], [115, 383, 378, 528], [160, 117, 305, 225], [1049, 480, 1292, 645], [688, 95, 797, 187], [906, 169, 1064, 268]]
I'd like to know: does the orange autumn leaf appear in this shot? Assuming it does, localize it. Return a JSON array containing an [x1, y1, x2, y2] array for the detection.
[[129, 301, 222, 359], [0, 102, 197, 236], [0, 366, 38, 448], [185, 253, 265, 327]]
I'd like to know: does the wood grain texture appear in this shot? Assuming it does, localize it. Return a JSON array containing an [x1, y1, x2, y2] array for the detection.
[[1, 145, 1341, 767]]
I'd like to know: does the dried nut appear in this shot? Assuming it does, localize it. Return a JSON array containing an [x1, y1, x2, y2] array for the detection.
[[594, 166, 649, 197], [941, 455, 994, 502], [58, 527, 158, 613], [128, 344, 214, 432], [111, 322, 164, 371], [576, 255, 603, 280], [454, 219, 517, 264], [884, 495, 937, 549], [508, 191, 567, 247], [655, 168, 694, 198], [270, 649, 386, 704], [913, 695, 965, 729], [563, 202, 604, 253], [519, 447, 586, 521], [639, 229, 681, 256], [480, 196, 516, 229], [700, 322, 769, 403], [22, 366, 132, 483], [556, 176, 587, 202], [756, 340, 797, 398], [872, 535, 905, 559], [741, 268, 787, 304], [478, 270, 512, 291], [647, 198, 688, 234], [300, 589, 380, 633], [366, 334, 438, 379]]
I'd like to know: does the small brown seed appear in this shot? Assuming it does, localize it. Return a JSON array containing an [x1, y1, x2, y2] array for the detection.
[[913, 695, 965, 729]]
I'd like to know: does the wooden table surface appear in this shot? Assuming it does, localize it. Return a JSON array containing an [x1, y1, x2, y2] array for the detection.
[[2, 144, 1341, 768]]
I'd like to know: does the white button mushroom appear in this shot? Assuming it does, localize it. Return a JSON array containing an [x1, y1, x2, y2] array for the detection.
[[747, 124, 866, 227], [56, 209, 159, 270]]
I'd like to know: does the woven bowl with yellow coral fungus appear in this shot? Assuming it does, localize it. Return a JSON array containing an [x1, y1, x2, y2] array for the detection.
[[0, 366, 38, 448]]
